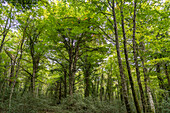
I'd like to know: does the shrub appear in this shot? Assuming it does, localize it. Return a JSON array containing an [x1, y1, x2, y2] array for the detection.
[[55, 93, 126, 113], [0, 91, 56, 113]]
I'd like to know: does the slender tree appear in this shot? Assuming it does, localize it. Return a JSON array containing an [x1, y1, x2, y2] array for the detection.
[[132, 0, 146, 112], [112, 0, 132, 112], [120, 0, 141, 112]]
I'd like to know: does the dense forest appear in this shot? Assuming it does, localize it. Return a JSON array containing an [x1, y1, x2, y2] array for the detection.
[[0, 0, 169, 113]]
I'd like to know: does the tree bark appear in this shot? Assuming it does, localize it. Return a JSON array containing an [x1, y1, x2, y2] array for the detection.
[[100, 68, 104, 101], [120, 1, 141, 112], [9, 60, 15, 86], [112, 0, 132, 112], [69, 62, 73, 95], [140, 41, 155, 113], [55, 82, 59, 103], [64, 70, 67, 98], [96, 77, 99, 97], [68, 39, 79, 96], [85, 71, 90, 97], [0, 7, 13, 53], [106, 72, 111, 101], [165, 63, 170, 89], [84, 55, 90, 97], [32, 61, 36, 95], [0, 35, 7, 53], [132, 1, 146, 112], [59, 81, 62, 103], [156, 63, 165, 89], [9, 27, 26, 109]]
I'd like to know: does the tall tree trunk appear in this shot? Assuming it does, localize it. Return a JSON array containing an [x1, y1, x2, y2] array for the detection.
[[9, 31, 25, 109], [156, 63, 164, 89], [36, 84, 40, 97], [120, 1, 141, 112], [100, 68, 104, 101], [69, 63, 76, 95], [106, 72, 111, 101], [73, 76, 76, 93], [31, 57, 40, 96], [9, 59, 15, 86], [96, 77, 99, 97], [147, 87, 155, 113], [32, 61, 37, 96], [165, 63, 170, 96], [4, 49, 16, 87], [0, 7, 12, 53], [59, 81, 62, 103], [91, 81, 95, 96], [64, 70, 67, 98], [69, 63, 73, 96], [85, 70, 90, 97], [0, 35, 6, 53], [84, 55, 90, 97], [132, 1, 146, 112], [30, 77, 33, 92], [165, 63, 170, 87], [112, 0, 132, 112], [68, 48, 77, 96], [140, 41, 155, 113], [117, 76, 123, 103], [156, 61, 166, 110], [55, 82, 59, 103]]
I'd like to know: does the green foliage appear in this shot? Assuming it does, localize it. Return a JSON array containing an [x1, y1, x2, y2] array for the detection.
[[157, 98, 170, 113], [0, 90, 56, 113], [5, 0, 39, 9], [0, 0, 169, 113], [55, 94, 126, 113]]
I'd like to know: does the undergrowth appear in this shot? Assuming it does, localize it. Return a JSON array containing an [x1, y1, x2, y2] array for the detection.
[[0, 91, 169, 113], [55, 94, 126, 113]]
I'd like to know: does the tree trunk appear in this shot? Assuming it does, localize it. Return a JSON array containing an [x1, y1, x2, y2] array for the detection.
[[165, 63, 170, 89], [4, 49, 16, 87], [0, 35, 6, 53], [165, 63, 170, 97], [69, 68, 73, 96], [84, 55, 90, 97], [59, 81, 62, 103], [96, 77, 99, 97], [69, 64, 76, 96], [92, 77, 97, 97], [147, 87, 155, 113], [9, 60, 15, 86], [36, 84, 40, 97], [132, 1, 146, 112], [73, 76, 76, 93], [112, 0, 132, 112], [107, 73, 111, 101], [55, 82, 59, 103], [64, 70, 67, 98], [68, 47, 77, 96], [32, 61, 36, 96], [0, 7, 12, 53], [156, 63, 165, 89], [140, 41, 155, 113], [100, 69, 104, 101], [120, 1, 141, 112], [85, 71, 90, 97], [9, 32, 25, 109]]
